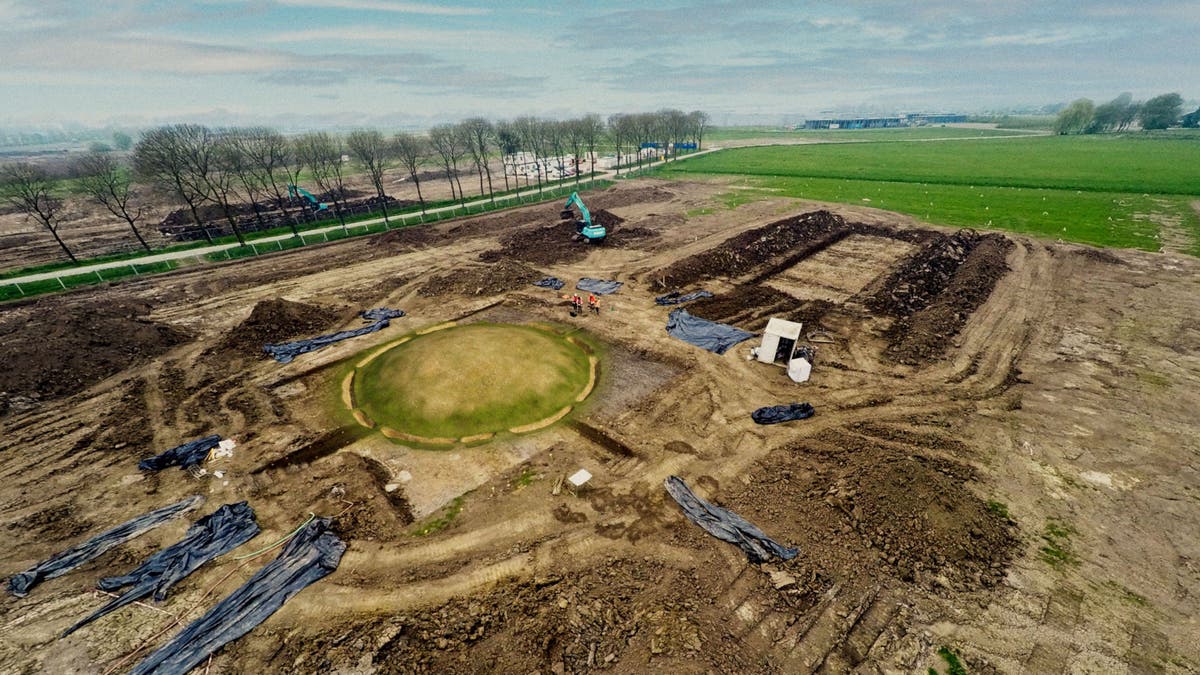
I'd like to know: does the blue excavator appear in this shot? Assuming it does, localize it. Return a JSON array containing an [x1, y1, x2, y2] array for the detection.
[[561, 192, 606, 243], [288, 184, 329, 213]]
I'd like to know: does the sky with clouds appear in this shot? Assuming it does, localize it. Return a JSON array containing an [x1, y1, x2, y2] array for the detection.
[[2, 0, 1197, 129]]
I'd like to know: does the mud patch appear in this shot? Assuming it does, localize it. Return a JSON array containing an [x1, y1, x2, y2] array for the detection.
[[0, 298, 190, 405], [418, 259, 543, 297], [253, 425, 370, 474]]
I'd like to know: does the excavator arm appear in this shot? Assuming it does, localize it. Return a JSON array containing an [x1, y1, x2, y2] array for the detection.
[[562, 192, 605, 242]]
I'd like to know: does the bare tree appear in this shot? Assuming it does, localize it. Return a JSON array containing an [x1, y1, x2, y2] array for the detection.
[[206, 134, 249, 246], [688, 110, 710, 150], [133, 124, 215, 244], [347, 129, 394, 226], [608, 113, 630, 176], [546, 120, 568, 183], [580, 114, 605, 185], [73, 152, 151, 251], [658, 109, 689, 160], [460, 118, 497, 204], [564, 118, 587, 186], [394, 132, 429, 216], [514, 116, 546, 194], [0, 162, 77, 263], [219, 129, 272, 233], [429, 124, 468, 206], [495, 120, 521, 192], [295, 132, 350, 230], [229, 127, 300, 236]]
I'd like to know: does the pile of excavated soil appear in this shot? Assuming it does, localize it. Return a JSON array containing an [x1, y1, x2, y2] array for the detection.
[[590, 209, 625, 230], [417, 260, 543, 297], [479, 221, 595, 266], [653, 210, 851, 289], [865, 231, 1014, 364], [733, 430, 1017, 591], [210, 298, 350, 359], [687, 284, 834, 332], [0, 298, 190, 404]]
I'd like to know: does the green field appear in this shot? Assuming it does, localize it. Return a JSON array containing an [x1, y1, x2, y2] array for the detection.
[[660, 134, 1200, 253], [707, 126, 1034, 144]]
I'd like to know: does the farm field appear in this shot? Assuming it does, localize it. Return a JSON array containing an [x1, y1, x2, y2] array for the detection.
[[2, 178, 1199, 673], [706, 125, 1035, 144], [659, 134, 1200, 253]]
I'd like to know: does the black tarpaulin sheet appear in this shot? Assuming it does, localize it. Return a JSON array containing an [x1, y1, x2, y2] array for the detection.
[[7, 495, 205, 598], [533, 277, 565, 291], [130, 517, 346, 675], [138, 435, 222, 472], [751, 403, 816, 425], [576, 278, 623, 295], [665, 309, 754, 355], [655, 290, 713, 306], [664, 476, 798, 564], [360, 308, 406, 321], [264, 319, 390, 363], [61, 501, 260, 637]]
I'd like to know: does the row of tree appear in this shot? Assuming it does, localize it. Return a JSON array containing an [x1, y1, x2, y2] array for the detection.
[[1054, 92, 1196, 134], [0, 109, 711, 263]]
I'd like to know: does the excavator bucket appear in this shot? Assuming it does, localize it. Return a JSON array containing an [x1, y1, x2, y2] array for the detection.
[[560, 209, 574, 220]]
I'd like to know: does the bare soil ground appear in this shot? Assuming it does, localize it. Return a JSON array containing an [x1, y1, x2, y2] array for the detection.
[[1, 178, 1198, 674]]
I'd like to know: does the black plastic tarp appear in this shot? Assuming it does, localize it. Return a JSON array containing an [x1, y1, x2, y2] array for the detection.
[[265, 319, 391, 364], [751, 403, 816, 425], [655, 290, 713, 306], [664, 476, 798, 564], [533, 277, 565, 291], [138, 435, 222, 472], [665, 309, 755, 355], [576, 278, 623, 295], [131, 517, 346, 675], [360, 308, 406, 321], [7, 495, 205, 598], [61, 501, 260, 637]]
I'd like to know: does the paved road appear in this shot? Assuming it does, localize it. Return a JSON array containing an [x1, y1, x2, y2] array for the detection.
[[1, 148, 722, 288]]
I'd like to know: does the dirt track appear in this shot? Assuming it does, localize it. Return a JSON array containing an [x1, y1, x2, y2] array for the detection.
[[2, 178, 1198, 674]]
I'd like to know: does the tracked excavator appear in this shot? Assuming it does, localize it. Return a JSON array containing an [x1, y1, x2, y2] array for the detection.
[[288, 184, 329, 213], [561, 192, 606, 243]]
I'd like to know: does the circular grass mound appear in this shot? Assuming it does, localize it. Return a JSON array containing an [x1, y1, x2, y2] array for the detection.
[[352, 323, 593, 443]]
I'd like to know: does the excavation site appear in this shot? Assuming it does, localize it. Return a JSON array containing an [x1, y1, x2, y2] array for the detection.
[[2, 179, 1198, 674]]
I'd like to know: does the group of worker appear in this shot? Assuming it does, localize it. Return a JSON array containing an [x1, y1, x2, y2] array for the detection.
[[570, 293, 601, 316]]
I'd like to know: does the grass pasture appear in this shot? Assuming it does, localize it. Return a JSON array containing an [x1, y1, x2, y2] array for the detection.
[[661, 135, 1200, 253]]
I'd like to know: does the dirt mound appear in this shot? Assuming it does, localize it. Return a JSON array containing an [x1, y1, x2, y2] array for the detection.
[[211, 298, 349, 359], [0, 298, 190, 404], [479, 221, 594, 266], [688, 284, 834, 332], [590, 209, 625, 229], [373, 225, 451, 251], [587, 185, 675, 210], [653, 210, 851, 289], [864, 232, 1014, 364], [418, 259, 543, 297], [733, 431, 1017, 591]]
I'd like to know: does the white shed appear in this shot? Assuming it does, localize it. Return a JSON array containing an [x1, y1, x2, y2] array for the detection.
[[756, 318, 804, 365]]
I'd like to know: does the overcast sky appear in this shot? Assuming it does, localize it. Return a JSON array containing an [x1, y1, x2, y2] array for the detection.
[[3, 0, 1197, 129]]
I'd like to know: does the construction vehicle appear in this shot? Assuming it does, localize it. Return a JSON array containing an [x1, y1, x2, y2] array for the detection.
[[288, 185, 329, 213], [561, 192, 605, 243]]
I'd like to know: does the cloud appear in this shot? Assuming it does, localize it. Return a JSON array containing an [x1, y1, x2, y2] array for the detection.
[[272, 0, 489, 16]]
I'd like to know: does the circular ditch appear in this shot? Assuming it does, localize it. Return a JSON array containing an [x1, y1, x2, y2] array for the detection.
[[345, 323, 596, 446]]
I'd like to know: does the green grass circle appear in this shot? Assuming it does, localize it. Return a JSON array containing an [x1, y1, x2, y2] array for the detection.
[[354, 323, 591, 439]]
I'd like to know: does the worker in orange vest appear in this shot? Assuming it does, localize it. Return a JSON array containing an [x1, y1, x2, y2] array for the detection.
[[588, 293, 599, 315]]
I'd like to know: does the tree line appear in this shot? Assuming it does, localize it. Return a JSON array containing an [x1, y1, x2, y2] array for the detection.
[[1054, 92, 1196, 135], [0, 109, 710, 264]]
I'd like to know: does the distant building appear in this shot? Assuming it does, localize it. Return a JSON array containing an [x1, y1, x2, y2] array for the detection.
[[799, 113, 966, 130]]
